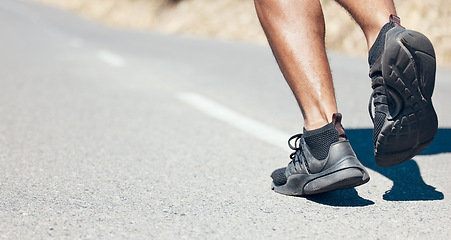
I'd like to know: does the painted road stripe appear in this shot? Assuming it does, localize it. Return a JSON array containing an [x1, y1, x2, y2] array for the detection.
[[97, 49, 125, 67], [177, 92, 289, 150], [177, 92, 389, 183]]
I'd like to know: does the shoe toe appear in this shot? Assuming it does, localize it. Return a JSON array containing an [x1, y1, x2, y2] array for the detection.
[[271, 167, 287, 186]]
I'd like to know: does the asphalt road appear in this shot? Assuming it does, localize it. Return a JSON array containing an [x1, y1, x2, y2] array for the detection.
[[1, 0, 450, 239]]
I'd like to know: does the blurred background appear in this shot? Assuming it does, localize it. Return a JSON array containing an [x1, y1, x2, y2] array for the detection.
[[34, 0, 451, 67]]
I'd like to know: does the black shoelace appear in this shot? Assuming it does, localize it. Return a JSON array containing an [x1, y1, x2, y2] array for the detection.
[[288, 134, 303, 163], [368, 76, 387, 123]]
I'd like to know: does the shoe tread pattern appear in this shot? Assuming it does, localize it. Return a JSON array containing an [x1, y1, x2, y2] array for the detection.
[[375, 28, 438, 167]]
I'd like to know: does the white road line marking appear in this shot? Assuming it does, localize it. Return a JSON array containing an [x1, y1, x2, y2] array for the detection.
[[177, 92, 289, 150], [96, 49, 125, 67], [178, 93, 392, 184]]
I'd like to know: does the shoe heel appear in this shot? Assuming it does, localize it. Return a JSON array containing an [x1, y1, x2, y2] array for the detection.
[[400, 30, 436, 99], [383, 29, 436, 99], [376, 137, 435, 167], [419, 104, 438, 140], [303, 168, 369, 195]]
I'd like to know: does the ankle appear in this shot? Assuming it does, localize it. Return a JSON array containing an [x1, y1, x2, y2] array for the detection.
[[303, 122, 340, 160], [303, 113, 348, 160], [367, 15, 401, 59], [368, 15, 401, 66], [303, 110, 336, 130], [304, 110, 337, 131], [304, 119, 330, 131]]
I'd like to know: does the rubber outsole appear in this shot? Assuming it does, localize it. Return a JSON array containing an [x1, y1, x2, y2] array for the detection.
[[375, 28, 438, 167], [375, 137, 434, 167], [271, 157, 370, 196]]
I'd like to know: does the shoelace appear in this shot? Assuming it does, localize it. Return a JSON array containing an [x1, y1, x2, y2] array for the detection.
[[288, 134, 303, 162], [368, 76, 387, 123]]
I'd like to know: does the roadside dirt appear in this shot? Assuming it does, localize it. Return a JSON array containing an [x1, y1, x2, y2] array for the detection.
[[35, 0, 451, 66]]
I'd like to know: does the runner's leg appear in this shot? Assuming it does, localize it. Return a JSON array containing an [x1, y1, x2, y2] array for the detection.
[[334, 0, 397, 50], [254, 0, 337, 130]]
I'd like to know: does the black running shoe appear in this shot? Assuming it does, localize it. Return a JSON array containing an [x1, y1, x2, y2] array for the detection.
[[271, 113, 370, 196], [369, 15, 438, 167]]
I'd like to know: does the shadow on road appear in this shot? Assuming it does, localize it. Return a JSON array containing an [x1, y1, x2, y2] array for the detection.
[[306, 128, 449, 206], [306, 188, 375, 207]]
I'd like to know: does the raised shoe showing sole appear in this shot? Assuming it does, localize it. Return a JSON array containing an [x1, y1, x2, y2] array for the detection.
[[370, 27, 438, 167]]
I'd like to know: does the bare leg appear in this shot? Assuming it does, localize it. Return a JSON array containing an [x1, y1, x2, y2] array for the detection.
[[257, 0, 372, 196], [254, 0, 337, 130], [335, 0, 397, 50]]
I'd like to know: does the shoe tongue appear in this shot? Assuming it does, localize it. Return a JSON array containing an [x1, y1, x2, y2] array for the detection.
[[332, 113, 347, 141]]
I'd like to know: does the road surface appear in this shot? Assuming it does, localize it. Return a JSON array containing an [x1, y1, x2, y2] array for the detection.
[[1, 0, 450, 239]]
